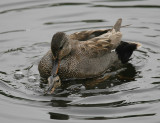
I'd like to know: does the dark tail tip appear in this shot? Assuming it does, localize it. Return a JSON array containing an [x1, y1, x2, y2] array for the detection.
[[112, 18, 122, 32], [116, 41, 138, 63]]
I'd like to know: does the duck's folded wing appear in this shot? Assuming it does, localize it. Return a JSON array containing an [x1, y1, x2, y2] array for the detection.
[[80, 40, 112, 58], [69, 29, 111, 41], [80, 29, 122, 58], [80, 18, 122, 58]]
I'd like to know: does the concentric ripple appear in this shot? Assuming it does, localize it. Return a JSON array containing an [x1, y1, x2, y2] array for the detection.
[[0, 0, 160, 122]]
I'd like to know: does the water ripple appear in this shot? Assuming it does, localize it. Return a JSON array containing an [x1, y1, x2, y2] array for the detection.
[[91, 5, 160, 8], [0, 2, 89, 14], [0, 0, 160, 122]]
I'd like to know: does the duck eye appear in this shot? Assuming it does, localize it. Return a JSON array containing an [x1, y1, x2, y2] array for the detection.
[[59, 41, 65, 50], [59, 46, 63, 50]]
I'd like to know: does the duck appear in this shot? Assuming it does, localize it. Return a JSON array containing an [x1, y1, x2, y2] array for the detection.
[[38, 18, 141, 93]]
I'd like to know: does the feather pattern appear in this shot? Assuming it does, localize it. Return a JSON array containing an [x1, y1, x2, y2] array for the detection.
[[38, 18, 139, 80]]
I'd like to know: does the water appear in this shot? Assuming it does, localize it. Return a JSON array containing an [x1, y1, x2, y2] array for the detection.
[[0, 0, 160, 122]]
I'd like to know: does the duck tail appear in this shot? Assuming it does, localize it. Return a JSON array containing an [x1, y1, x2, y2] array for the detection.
[[112, 18, 122, 32], [116, 41, 141, 63]]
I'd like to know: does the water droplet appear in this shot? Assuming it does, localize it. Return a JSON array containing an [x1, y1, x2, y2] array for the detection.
[[111, 83, 114, 87], [14, 71, 24, 79], [80, 85, 85, 90], [28, 76, 36, 82]]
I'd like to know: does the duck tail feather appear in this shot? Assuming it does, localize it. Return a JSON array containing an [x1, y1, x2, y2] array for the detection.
[[112, 18, 122, 32], [116, 41, 141, 63]]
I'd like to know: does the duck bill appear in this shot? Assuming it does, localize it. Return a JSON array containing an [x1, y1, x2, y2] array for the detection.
[[47, 75, 61, 94], [46, 58, 61, 94], [51, 58, 60, 76]]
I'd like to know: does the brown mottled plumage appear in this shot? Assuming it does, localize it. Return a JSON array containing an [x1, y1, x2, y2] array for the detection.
[[38, 18, 140, 81]]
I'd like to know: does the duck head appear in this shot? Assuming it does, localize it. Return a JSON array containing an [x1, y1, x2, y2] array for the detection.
[[47, 32, 72, 94], [51, 32, 72, 60]]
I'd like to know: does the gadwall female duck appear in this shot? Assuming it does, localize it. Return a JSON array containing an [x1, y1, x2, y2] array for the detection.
[[38, 18, 141, 93]]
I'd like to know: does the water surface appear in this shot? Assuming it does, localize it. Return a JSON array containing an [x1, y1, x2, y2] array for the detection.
[[0, 0, 160, 122]]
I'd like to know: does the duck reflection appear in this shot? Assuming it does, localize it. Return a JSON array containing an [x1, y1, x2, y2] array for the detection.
[[59, 63, 138, 92]]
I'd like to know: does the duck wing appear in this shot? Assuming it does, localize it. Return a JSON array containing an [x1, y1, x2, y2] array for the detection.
[[69, 18, 122, 41], [69, 29, 111, 41], [79, 18, 122, 58]]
